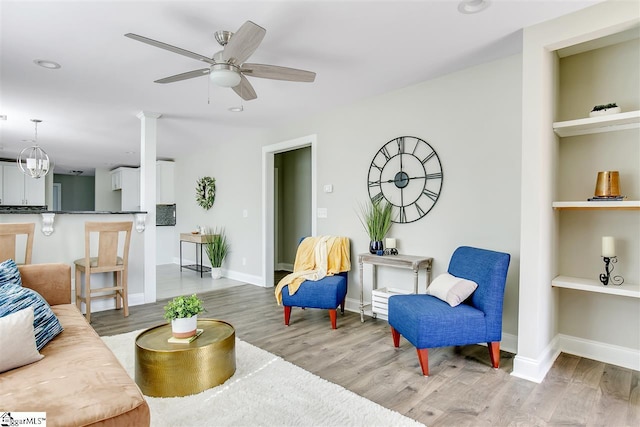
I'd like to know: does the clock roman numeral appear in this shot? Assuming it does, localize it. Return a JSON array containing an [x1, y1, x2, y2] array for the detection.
[[371, 161, 383, 172], [380, 146, 392, 161], [422, 189, 439, 201], [421, 151, 436, 165], [399, 206, 407, 223], [371, 192, 384, 204], [426, 172, 442, 180], [415, 203, 425, 217], [396, 137, 405, 154], [368, 179, 381, 188]]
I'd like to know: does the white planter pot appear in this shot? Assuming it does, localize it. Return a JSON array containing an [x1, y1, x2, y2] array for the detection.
[[171, 315, 198, 338], [211, 267, 222, 280], [589, 106, 621, 117]]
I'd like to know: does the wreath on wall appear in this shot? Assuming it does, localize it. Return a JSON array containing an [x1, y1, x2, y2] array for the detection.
[[196, 176, 216, 210]]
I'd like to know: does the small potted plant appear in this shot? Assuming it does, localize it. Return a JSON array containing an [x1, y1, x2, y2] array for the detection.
[[204, 228, 230, 279], [163, 294, 205, 338], [357, 199, 394, 254]]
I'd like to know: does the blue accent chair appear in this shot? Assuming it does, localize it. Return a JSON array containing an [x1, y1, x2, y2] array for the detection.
[[281, 238, 349, 329], [388, 246, 510, 376]]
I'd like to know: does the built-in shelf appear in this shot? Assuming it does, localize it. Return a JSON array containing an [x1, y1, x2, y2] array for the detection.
[[553, 110, 640, 137], [552, 201, 640, 210], [553, 275, 640, 298]]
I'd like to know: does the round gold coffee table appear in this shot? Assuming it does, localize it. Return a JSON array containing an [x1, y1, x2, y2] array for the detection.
[[135, 319, 236, 397]]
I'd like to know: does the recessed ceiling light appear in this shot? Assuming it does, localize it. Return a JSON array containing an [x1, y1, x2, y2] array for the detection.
[[33, 59, 62, 69], [125, 151, 135, 155], [228, 106, 244, 112], [0, 115, 7, 121], [458, 0, 490, 14]]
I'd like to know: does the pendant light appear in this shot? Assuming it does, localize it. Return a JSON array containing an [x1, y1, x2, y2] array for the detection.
[[17, 119, 51, 179]]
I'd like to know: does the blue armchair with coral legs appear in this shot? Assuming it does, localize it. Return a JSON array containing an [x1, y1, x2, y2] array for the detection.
[[388, 246, 510, 376], [278, 236, 350, 329]]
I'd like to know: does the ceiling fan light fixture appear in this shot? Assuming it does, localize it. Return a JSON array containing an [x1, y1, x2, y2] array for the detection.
[[210, 64, 242, 87], [458, 0, 490, 14]]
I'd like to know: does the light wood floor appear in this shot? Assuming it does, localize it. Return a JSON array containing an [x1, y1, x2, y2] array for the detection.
[[91, 284, 639, 427]]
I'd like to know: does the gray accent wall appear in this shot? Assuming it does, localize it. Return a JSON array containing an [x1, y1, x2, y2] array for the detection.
[[53, 174, 95, 211]]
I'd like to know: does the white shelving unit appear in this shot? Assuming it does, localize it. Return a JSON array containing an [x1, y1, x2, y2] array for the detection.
[[553, 110, 640, 137], [552, 275, 640, 299]]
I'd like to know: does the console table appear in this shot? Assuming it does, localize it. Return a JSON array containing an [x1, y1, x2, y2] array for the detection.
[[179, 233, 213, 277], [358, 253, 433, 322]]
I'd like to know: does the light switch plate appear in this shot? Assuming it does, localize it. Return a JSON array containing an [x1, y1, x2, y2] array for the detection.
[[323, 184, 333, 193], [317, 208, 328, 218]]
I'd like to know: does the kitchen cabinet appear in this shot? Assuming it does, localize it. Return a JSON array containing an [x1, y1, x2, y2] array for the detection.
[[1, 161, 45, 206], [156, 160, 175, 204], [110, 167, 140, 211]]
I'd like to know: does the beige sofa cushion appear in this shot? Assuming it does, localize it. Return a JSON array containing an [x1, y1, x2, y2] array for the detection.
[[0, 304, 149, 427]]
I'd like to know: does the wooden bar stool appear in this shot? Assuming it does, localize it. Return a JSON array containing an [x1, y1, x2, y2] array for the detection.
[[74, 221, 132, 323], [0, 223, 35, 264]]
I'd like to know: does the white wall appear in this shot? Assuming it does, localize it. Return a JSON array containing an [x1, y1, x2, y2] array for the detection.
[[169, 53, 523, 339]]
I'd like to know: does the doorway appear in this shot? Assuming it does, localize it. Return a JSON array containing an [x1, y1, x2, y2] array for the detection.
[[262, 135, 317, 287], [52, 183, 62, 211], [274, 147, 312, 280]]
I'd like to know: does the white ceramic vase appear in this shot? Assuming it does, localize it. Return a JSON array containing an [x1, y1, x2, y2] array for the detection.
[[211, 267, 222, 280], [171, 315, 198, 338]]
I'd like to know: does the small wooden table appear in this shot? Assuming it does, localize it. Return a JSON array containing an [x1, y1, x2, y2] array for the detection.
[[179, 233, 214, 277], [135, 319, 236, 397], [358, 253, 433, 322]]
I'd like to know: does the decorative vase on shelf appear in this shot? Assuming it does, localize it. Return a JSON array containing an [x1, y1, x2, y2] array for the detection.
[[369, 240, 384, 254], [171, 315, 198, 339], [211, 267, 222, 280]]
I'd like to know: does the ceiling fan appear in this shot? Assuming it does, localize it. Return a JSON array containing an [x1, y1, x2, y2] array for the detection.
[[125, 21, 316, 101]]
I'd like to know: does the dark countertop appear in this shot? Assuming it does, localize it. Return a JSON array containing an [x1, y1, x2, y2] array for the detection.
[[0, 207, 147, 214]]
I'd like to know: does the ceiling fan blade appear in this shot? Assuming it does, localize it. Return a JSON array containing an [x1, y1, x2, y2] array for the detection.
[[154, 68, 210, 84], [222, 21, 266, 64], [125, 33, 215, 65], [232, 74, 257, 101], [241, 63, 316, 82]]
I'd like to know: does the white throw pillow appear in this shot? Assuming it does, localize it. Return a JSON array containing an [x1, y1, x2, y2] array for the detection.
[[427, 273, 478, 307], [0, 306, 44, 373]]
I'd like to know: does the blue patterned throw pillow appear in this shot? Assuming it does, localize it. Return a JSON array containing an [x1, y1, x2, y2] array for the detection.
[[0, 283, 63, 350], [0, 259, 22, 288]]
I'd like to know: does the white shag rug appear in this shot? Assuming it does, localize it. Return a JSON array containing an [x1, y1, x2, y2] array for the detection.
[[102, 330, 425, 427]]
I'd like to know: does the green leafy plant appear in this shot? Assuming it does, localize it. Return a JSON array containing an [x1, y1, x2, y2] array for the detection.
[[591, 103, 618, 112], [204, 228, 230, 268], [357, 199, 394, 241], [163, 294, 205, 321]]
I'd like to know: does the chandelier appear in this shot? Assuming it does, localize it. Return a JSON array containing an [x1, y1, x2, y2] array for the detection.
[[17, 119, 50, 179]]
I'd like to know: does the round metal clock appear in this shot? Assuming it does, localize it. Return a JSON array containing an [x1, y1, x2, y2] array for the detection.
[[367, 136, 443, 223]]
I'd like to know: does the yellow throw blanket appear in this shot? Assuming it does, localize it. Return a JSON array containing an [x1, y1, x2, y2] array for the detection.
[[274, 236, 351, 305]]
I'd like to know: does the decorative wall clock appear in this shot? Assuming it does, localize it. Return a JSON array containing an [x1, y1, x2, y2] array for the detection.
[[196, 176, 216, 210], [367, 136, 443, 223]]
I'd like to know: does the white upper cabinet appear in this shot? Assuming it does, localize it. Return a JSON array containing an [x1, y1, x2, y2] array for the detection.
[[110, 167, 140, 211], [156, 160, 175, 204], [1, 161, 46, 206]]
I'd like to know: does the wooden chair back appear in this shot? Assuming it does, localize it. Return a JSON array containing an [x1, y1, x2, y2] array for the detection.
[[0, 223, 35, 264], [83, 221, 132, 273]]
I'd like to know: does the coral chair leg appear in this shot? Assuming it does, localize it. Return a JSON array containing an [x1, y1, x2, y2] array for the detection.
[[284, 306, 292, 326], [391, 326, 400, 347], [488, 341, 500, 368], [329, 309, 337, 329], [416, 348, 429, 376]]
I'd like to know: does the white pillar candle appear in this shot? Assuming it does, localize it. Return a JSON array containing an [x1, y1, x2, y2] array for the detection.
[[602, 236, 615, 258], [385, 238, 396, 249]]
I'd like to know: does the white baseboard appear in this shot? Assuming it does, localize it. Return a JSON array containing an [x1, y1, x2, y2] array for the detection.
[[511, 335, 561, 383], [558, 333, 640, 371], [223, 269, 264, 287]]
